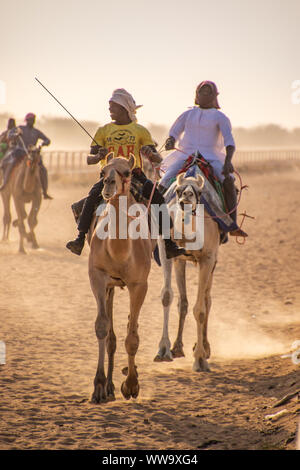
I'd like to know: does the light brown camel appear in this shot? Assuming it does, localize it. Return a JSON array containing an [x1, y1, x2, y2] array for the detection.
[[88, 154, 153, 403], [155, 172, 220, 371], [1, 146, 42, 253]]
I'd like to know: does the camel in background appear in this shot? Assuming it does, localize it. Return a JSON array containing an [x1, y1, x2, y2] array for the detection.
[[155, 172, 220, 372], [88, 154, 153, 403], [1, 146, 43, 253]]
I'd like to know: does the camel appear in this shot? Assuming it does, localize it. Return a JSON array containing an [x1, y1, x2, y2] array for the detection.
[[88, 154, 154, 403], [154, 171, 220, 372], [1, 146, 43, 253]]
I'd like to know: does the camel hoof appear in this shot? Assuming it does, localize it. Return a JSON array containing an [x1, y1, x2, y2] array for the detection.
[[154, 346, 173, 362], [106, 383, 116, 401], [192, 358, 211, 373], [154, 353, 173, 362], [171, 347, 185, 358], [121, 381, 140, 400], [91, 384, 108, 404]]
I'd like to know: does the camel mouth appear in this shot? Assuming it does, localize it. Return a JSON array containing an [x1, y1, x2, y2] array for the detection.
[[103, 192, 114, 201], [179, 199, 196, 210]]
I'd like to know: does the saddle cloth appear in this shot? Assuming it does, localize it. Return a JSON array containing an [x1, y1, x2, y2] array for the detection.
[[164, 160, 238, 234]]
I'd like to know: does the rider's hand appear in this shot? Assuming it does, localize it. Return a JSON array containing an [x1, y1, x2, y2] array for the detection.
[[141, 145, 154, 159], [165, 136, 175, 151], [87, 147, 108, 165], [141, 145, 162, 164], [98, 147, 108, 160], [222, 160, 234, 177]]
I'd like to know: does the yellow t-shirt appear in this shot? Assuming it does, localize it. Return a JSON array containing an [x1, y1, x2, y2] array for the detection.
[[91, 121, 155, 169]]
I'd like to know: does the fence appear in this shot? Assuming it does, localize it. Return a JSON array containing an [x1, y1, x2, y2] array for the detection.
[[42, 149, 300, 174]]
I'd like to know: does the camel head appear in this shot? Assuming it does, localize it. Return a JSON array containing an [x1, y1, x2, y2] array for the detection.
[[175, 172, 204, 212], [101, 153, 135, 201]]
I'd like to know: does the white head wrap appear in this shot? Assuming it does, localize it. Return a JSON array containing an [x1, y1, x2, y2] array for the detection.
[[109, 88, 142, 122]]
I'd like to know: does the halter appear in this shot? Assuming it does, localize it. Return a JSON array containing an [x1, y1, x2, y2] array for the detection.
[[177, 184, 201, 216], [115, 169, 131, 195], [102, 167, 131, 202]]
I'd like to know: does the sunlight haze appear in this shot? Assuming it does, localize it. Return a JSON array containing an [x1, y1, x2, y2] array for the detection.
[[1, 0, 299, 131]]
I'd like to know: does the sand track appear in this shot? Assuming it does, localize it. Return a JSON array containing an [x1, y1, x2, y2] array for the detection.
[[0, 162, 299, 450]]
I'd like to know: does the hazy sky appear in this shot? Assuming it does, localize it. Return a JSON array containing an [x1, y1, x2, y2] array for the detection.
[[1, 0, 299, 133]]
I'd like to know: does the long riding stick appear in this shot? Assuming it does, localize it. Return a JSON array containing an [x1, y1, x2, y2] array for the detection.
[[35, 77, 98, 146]]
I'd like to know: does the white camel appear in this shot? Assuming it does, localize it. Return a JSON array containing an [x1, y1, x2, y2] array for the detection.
[[154, 171, 220, 371]]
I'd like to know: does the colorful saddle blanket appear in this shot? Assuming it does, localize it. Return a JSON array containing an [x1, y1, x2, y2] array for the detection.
[[164, 157, 238, 234]]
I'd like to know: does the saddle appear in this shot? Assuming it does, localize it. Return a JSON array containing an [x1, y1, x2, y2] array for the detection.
[[164, 157, 239, 244]]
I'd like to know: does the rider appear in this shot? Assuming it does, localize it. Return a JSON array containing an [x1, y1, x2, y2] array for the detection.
[[0, 114, 52, 198], [18, 113, 53, 199], [0, 118, 16, 161], [0, 126, 27, 190], [159, 81, 248, 238], [0, 118, 16, 145], [66, 88, 186, 258]]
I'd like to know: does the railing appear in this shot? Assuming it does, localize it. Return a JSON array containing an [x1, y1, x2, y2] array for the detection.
[[42, 149, 300, 174]]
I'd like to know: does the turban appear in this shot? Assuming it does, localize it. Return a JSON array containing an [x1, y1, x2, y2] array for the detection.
[[109, 89, 142, 122], [195, 81, 220, 109], [25, 113, 36, 121]]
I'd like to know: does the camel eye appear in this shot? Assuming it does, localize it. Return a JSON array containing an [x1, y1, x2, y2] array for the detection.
[[123, 170, 130, 177]]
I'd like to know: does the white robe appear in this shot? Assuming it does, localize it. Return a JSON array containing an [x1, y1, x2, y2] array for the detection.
[[160, 107, 235, 186]]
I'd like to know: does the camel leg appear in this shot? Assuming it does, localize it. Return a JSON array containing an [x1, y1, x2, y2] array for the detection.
[[154, 236, 174, 362], [106, 287, 116, 401], [171, 258, 188, 358], [27, 193, 42, 249], [121, 282, 148, 400], [203, 262, 217, 359], [13, 195, 28, 254], [1, 192, 12, 241], [192, 257, 216, 372], [89, 266, 110, 404]]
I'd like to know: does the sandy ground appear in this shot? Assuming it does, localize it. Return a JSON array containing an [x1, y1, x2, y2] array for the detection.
[[0, 160, 299, 451]]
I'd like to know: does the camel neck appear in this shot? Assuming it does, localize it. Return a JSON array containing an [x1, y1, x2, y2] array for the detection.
[[105, 192, 136, 260]]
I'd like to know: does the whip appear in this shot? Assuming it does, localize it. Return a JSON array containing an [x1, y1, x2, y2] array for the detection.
[[35, 77, 98, 146]]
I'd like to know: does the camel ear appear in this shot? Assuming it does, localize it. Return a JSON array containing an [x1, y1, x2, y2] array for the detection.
[[176, 172, 186, 186], [106, 152, 114, 164], [196, 174, 205, 190], [128, 153, 136, 170]]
